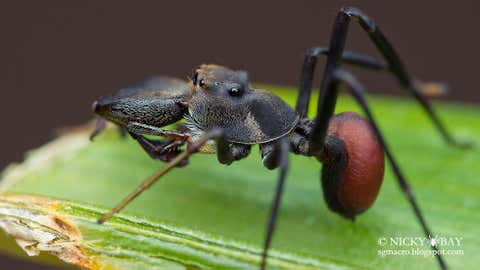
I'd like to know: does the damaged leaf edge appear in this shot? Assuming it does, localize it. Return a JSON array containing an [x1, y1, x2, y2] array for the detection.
[[0, 194, 96, 268], [0, 194, 361, 270]]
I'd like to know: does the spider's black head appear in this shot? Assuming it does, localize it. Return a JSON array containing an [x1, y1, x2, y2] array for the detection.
[[187, 64, 299, 145], [191, 64, 250, 98]]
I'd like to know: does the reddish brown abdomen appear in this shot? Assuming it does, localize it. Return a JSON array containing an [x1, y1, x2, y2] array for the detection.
[[327, 112, 385, 215]]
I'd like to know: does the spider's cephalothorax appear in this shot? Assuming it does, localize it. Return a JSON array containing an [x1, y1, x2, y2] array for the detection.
[[92, 7, 469, 270], [187, 64, 300, 144]]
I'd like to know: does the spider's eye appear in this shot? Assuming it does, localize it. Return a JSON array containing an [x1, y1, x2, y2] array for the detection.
[[192, 72, 198, 85], [199, 79, 206, 88], [228, 87, 242, 97]]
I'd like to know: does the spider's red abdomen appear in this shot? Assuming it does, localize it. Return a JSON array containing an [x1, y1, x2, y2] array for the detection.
[[326, 112, 385, 217]]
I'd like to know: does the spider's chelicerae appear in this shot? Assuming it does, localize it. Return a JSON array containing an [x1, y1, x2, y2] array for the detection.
[[91, 7, 468, 270]]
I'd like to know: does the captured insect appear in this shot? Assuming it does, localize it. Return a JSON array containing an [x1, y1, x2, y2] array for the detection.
[[91, 7, 469, 270]]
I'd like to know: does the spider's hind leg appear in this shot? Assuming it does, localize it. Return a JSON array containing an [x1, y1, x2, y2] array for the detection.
[[297, 7, 468, 148], [316, 69, 447, 269]]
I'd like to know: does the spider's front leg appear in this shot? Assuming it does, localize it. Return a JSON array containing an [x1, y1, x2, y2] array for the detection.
[[127, 121, 252, 166], [97, 127, 252, 224], [128, 132, 188, 166], [126, 122, 190, 141]]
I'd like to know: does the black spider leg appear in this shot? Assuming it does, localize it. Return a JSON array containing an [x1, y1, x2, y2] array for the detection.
[[90, 118, 128, 141], [305, 7, 465, 150], [98, 128, 252, 224], [296, 47, 446, 117], [329, 69, 447, 270], [90, 118, 107, 141], [99, 128, 226, 223], [296, 48, 387, 116], [128, 132, 188, 167], [127, 122, 190, 140], [260, 136, 290, 270], [117, 125, 128, 138]]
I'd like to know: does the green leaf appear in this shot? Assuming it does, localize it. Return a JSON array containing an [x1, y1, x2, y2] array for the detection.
[[0, 87, 479, 269]]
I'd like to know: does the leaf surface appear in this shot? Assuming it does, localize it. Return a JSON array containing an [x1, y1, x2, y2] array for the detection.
[[1, 87, 479, 269]]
